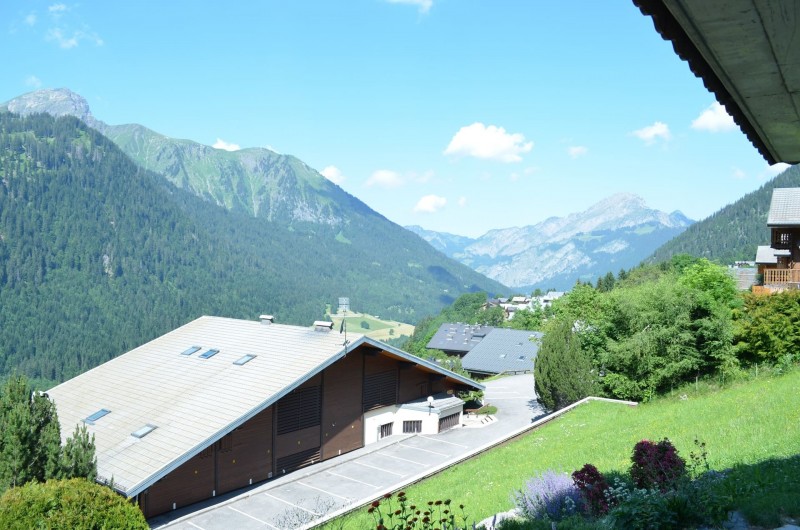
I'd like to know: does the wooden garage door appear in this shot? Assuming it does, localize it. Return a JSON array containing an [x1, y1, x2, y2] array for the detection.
[[216, 407, 273, 495], [275, 384, 322, 474]]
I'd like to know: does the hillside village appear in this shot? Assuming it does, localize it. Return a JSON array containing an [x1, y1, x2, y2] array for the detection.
[[1, 1, 800, 530]]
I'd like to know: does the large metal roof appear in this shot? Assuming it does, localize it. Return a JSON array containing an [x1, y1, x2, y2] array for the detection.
[[46, 316, 481, 498], [635, 0, 800, 164], [426, 322, 493, 354]]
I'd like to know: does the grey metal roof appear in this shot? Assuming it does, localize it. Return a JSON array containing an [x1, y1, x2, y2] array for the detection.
[[426, 323, 494, 354], [47, 316, 482, 498], [755, 245, 791, 264], [768, 189, 800, 226], [461, 329, 542, 375]]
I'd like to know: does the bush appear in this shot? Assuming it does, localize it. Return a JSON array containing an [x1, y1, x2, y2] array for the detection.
[[515, 470, 583, 522], [571, 464, 609, 515], [0, 478, 148, 529], [630, 439, 685, 491]]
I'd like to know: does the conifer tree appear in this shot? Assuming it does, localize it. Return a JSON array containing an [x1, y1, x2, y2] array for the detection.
[[0, 376, 97, 493], [534, 318, 596, 410]]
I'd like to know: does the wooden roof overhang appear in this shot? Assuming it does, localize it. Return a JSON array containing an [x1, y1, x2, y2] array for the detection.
[[634, 0, 800, 164]]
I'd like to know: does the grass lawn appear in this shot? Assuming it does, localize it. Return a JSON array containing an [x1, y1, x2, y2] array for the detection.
[[321, 369, 800, 529]]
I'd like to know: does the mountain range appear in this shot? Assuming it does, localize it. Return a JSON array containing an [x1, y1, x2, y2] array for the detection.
[[0, 90, 506, 385], [408, 194, 693, 290]]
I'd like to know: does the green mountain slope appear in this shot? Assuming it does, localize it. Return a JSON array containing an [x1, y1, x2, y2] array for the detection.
[[0, 112, 505, 386], [649, 164, 800, 264]]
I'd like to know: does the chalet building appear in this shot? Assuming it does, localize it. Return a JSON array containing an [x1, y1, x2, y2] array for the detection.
[[425, 323, 493, 356], [461, 329, 542, 378], [47, 315, 482, 519], [755, 188, 800, 293], [426, 323, 542, 378]]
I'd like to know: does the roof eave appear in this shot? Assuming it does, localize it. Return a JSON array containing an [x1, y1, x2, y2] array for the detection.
[[633, 0, 779, 165]]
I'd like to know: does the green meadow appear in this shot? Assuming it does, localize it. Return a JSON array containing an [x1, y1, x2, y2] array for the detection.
[[322, 369, 800, 528]]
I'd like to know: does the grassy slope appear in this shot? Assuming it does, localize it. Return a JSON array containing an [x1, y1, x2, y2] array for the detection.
[[324, 370, 800, 528]]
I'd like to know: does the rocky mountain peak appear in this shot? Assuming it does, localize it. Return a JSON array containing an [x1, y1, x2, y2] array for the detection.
[[4, 88, 95, 124]]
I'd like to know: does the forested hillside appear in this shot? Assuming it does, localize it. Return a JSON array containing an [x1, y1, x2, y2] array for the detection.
[[649, 165, 800, 264], [0, 112, 504, 386]]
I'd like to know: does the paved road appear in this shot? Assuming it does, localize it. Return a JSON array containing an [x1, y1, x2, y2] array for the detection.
[[151, 374, 543, 530]]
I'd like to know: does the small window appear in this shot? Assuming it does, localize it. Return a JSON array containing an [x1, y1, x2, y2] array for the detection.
[[379, 422, 393, 439], [131, 424, 157, 439], [499, 354, 506, 359], [181, 346, 201, 356], [84, 408, 110, 425], [403, 420, 422, 433], [518, 355, 526, 361], [233, 354, 256, 366], [199, 348, 219, 359]]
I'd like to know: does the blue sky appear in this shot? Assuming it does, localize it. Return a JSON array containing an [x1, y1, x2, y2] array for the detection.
[[2, 0, 790, 237]]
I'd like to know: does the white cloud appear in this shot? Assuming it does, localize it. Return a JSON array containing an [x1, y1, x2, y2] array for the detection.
[[212, 138, 241, 151], [691, 102, 736, 132], [567, 145, 588, 158], [367, 169, 404, 188], [458, 196, 467, 207], [444, 122, 533, 163], [48, 3, 67, 14], [25, 75, 42, 88], [46, 27, 103, 48], [320, 165, 345, 185], [632, 121, 670, 145], [386, 0, 433, 14], [24, 13, 37, 26], [732, 167, 746, 180], [413, 194, 447, 213]]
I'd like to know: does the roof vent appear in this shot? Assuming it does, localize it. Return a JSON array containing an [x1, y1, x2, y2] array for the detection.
[[314, 321, 334, 332], [260, 315, 274, 325]]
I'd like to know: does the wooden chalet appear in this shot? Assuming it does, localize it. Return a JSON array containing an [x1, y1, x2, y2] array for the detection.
[[756, 189, 800, 292], [47, 315, 482, 518]]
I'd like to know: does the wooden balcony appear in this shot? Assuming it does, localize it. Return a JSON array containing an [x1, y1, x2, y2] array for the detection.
[[763, 268, 800, 286]]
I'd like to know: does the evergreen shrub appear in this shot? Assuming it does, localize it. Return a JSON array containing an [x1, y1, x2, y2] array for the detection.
[[0, 478, 148, 529]]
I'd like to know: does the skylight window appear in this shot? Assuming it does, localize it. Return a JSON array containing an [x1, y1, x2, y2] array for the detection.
[[233, 354, 256, 366], [131, 424, 157, 439], [181, 346, 201, 356], [199, 348, 219, 359], [84, 408, 110, 425], [518, 355, 526, 361]]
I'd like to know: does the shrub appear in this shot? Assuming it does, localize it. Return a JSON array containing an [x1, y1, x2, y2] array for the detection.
[[0, 478, 148, 529], [571, 464, 609, 515], [515, 470, 584, 522], [630, 438, 685, 491]]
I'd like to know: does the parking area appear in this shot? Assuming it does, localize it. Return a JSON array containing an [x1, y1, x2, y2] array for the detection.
[[152, 374, 543, 530]]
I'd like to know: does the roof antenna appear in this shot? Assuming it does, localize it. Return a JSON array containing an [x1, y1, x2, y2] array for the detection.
[[338, 297, 350, 353]]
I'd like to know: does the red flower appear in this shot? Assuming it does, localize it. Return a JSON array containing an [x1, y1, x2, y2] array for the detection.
[[371, 500, 381, 508]]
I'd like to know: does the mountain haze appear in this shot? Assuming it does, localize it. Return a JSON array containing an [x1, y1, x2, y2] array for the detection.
[[408, 193, 693, 290]]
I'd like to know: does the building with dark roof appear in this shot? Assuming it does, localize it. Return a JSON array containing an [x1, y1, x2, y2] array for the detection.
[[425, 322, 494, 356], [461, 329, 542, 377], [47, 315, 482, 518]]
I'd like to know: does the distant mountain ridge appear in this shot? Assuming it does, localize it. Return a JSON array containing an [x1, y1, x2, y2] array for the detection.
[[5, 89, 347, 225], [408, 193, 693, 290]]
